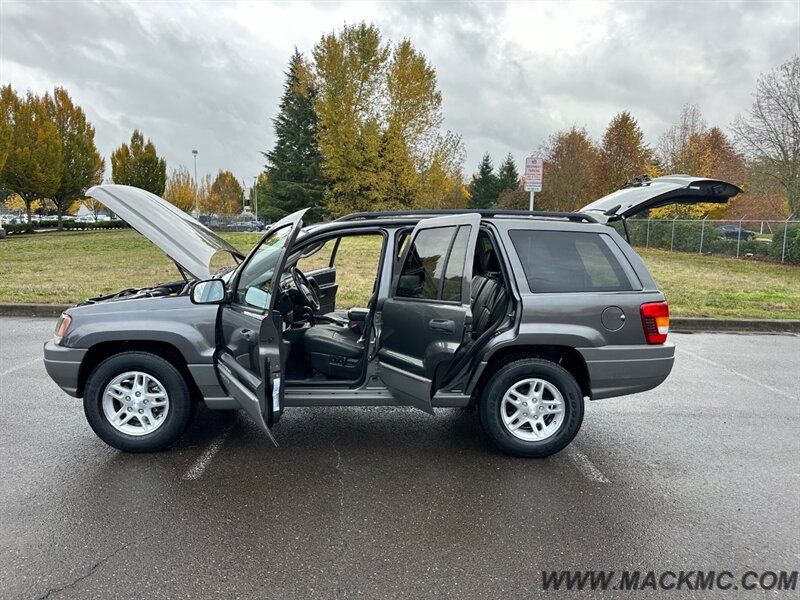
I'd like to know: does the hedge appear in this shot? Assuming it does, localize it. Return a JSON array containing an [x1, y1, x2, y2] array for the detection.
[[611, 219, 789, 262], [2, 220, 129, 234]]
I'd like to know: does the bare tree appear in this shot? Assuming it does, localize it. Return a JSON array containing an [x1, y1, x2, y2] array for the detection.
[[731, 55, 800, 217], [657, 103, 709, 174]]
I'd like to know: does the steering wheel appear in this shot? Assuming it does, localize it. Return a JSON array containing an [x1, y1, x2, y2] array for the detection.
[[291, 266, 320, 311]]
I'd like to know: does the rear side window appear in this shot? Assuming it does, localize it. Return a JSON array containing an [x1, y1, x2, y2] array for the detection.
[[396, 225, 468, 301], [509, 230, 635, 293]]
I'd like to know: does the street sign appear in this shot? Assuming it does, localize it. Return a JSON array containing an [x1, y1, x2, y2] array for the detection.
[[524, 156, 543, 192]]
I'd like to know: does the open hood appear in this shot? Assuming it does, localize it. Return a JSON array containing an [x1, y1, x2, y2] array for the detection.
[[86, 184, 245, 280], [580, 175, 742, 222]]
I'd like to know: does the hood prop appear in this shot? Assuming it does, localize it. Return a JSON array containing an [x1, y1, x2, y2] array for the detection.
[[172, 259, 190, 283]]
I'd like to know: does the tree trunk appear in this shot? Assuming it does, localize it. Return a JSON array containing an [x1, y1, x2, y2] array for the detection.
[[57, 208, 64, 231], [24, 199, 33, 231]]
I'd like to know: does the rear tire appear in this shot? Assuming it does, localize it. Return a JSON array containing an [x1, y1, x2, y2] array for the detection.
[[84, 351, 194, 452], [479, 358, 584, 458]]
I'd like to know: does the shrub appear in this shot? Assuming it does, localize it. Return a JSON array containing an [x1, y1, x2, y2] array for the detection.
[[769, 224, 800, 264], [3, 223, 35, 234]]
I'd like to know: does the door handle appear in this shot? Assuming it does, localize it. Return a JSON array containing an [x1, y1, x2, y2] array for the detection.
[[429, 318, 455, 333], [240, 328, 256, 343]]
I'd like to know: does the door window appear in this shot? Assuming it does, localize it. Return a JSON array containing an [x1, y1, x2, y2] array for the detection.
[[234, 224, 293, 309], [296, 239, 335, 272], [330, 234, 383, 308], [396, 225, 469, 301], [509, 230, 637, 293]]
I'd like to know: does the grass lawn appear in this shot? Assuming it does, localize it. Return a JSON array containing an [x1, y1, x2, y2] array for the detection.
[[636, 248, 800, 319], [1, 229, 799, 319]]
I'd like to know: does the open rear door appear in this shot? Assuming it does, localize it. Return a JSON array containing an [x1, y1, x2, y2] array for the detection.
[[215, 210, 307, 443], [378, 214, 481, 414]]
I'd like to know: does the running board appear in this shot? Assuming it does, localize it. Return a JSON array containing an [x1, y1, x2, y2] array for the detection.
[[283, 388, 470, 408]]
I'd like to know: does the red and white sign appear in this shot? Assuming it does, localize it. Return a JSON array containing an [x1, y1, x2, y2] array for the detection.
[[524, 156, 543, 192]]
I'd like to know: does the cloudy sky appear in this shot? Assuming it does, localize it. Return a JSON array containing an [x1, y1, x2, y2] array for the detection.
[[1, 1, 798, 186]]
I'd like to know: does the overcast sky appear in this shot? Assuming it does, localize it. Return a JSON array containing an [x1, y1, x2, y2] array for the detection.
[[1, 0, 798, 187]]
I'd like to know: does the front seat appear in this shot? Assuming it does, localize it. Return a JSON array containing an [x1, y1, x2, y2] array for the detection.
[[303, 324, 365, 379], [323, 291, 377, 327]]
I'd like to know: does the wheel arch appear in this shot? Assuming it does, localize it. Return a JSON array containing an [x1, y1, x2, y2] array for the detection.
[[470, 345, 591, 403], [77, 340, 202, 401]]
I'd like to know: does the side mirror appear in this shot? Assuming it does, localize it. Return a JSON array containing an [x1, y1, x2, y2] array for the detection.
[[191, 279, 226, 304]]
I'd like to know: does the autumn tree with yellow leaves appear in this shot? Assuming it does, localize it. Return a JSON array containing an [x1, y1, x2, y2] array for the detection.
[[45, 87, 104, 229], [0, 87, 62, 224], [163, 166, 198, 213], [653, 104, 746, 218], [312, 23, 465, 216]]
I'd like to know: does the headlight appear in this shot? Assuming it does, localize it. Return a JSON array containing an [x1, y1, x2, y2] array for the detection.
[[54, 314, 72, 345]]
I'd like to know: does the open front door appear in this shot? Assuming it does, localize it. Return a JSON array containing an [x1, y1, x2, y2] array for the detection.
[[378, 214, 481, 414], [215, 210, 307, 443]]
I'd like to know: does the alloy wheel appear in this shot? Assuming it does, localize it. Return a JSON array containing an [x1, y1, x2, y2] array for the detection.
[[101, 371, 170, 436], [500, 378, 565, 442]]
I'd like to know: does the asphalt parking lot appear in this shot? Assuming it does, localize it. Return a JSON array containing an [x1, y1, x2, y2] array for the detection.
[[1, 316, 798, 598]]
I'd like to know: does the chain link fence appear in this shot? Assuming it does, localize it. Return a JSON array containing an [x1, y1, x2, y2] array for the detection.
[[614, 219, 800, 264]]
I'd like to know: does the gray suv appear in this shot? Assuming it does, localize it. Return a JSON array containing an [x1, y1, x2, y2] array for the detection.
[[43, 175, 740, 457]]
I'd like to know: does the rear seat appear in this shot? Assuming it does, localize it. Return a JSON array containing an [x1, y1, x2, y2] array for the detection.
[[470, 274, 507, 340], [469, 249, 507, 340]]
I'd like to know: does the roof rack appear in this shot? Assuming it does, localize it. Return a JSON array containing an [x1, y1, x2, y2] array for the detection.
[[335, 209, 597, 224]]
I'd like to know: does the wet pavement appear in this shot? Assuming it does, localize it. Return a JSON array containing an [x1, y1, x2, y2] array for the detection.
[[0, 317, 798, 598]]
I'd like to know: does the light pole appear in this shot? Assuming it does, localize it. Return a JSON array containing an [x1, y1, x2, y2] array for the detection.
[[192, 149, 199, 218], [253, 175, 258, 221]]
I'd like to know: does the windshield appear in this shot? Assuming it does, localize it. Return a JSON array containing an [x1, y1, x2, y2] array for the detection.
[[233, 225, 293, 310]]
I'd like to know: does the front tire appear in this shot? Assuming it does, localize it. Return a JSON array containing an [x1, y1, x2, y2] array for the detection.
[[479, 358, 584, 458], [84, 352, 194, 452]]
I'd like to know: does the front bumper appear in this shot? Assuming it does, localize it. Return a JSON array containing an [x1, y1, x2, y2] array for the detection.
[[579, 342, 675, 400], [43, 340, 87, 397]]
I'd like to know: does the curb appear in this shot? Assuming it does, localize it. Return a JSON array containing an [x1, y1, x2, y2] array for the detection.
[[0, 304, 798, 334], [0, 303, 71, 318], [670, 317, 800, 334]]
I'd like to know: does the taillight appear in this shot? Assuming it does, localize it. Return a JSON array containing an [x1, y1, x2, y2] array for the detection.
[[54, 314, 72, 345], [640, 301, 669, 344]]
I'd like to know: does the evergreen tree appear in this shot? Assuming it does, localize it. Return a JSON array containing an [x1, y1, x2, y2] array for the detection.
[[110, 129, 167, 196], [261, 50, 325, 222], [467, 153, 499, 209], [497, 153, 519, 195]]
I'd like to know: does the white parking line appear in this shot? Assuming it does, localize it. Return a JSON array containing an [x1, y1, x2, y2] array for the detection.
[[182, 423, 235, 481], [567, 447, 611, 484], [679, 348, 797, 400], [0, 356, 42, 378]]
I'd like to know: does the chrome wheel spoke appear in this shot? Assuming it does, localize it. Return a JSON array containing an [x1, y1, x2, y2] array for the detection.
[[139, 415, 151, 432], [109, 383, 128, 397], [542, 401, 564, 415], [116, 412, 134, 426], [507, 418, 525, 431]]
